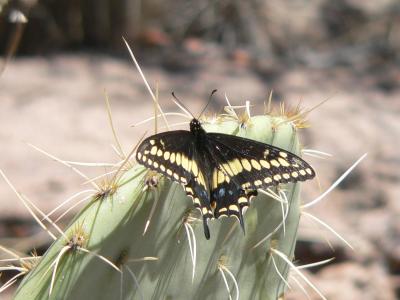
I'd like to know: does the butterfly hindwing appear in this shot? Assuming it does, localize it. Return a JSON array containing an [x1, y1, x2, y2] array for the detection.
[[185, 176, 213, 239], [210, 168, 257, 230]]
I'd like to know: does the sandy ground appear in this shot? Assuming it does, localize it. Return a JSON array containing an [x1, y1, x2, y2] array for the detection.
[[0, 51, 399, 299]]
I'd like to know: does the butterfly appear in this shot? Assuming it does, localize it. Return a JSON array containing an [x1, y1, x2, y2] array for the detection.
[[136, 118, 315, 239]]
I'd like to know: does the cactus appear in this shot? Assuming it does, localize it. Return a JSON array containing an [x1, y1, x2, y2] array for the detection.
[[10, 102, 314, 300]]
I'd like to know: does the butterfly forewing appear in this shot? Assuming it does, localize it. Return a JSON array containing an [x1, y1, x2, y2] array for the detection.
[[207, 132, 315, 189], [136, 131, 194, 184], [136, 131, 213, 237], [206, 132, 314, 220]]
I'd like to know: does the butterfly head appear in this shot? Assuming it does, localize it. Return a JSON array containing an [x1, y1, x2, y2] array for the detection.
[[190, 118, 204, 135]]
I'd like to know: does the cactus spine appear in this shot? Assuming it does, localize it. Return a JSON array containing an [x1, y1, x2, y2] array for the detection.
[[14, 109, 308, 300]]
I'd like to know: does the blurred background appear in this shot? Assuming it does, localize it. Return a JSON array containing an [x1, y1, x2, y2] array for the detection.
[[0, 0, 399, 299]]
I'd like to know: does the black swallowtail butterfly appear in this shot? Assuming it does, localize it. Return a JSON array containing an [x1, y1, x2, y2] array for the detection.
[[136, 118, 315, 239]]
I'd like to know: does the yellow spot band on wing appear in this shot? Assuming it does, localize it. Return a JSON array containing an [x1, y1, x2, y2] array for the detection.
[[150, 146, 157, 155], [279, 151, 288, 158], [241, 159, 252, 171], [229, 205, 239, 212], [251, 159, 261, 170], [231, 159, 243, 174], [192, 161, 199, 176], [176, 153, 181, 166], [222, 163, 234, 177], [182, 155, 189, 171], [163, 151, 170, 160], [278, 157, 290, 167], [271, 160, 280, 167], [238, 197, 248, 204], [170, 153, 176, 163], [260, 160, 270, 169], [212, 169, 218, 188], [197, 171, 206, 188], [254, 180, 263, 186], [217, 171, 225, 184]]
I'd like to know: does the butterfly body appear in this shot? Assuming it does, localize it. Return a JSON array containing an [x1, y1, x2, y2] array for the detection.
[[136, 118, 315, 239]]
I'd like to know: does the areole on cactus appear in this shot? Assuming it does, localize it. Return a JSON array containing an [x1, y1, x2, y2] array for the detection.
[[1, 45, 367, 300], [11, 97, 314, 299]]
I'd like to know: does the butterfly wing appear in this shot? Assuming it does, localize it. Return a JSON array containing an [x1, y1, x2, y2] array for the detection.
[[136, 131, 193, 184], [184, 173, 213, 239], [206, 132, 315, 222], [209, 170, 256, 229], [136, 128, 315, 239], [136, 131, 213, 238]]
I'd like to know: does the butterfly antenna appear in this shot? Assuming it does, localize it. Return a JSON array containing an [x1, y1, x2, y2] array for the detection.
[[171, 92, 194, 119], [198, 89, 217, 120]]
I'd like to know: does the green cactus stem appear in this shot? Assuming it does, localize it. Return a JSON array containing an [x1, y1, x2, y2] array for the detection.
[[14, 110, 309, 300]]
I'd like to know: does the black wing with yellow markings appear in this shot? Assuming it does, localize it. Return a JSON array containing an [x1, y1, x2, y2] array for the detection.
[[206, 132, 315, 226], [136, 118, 315, 240], [207, 132, 315, 189], [136, 131, 194, 185], [135, 131, 214, 238]]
